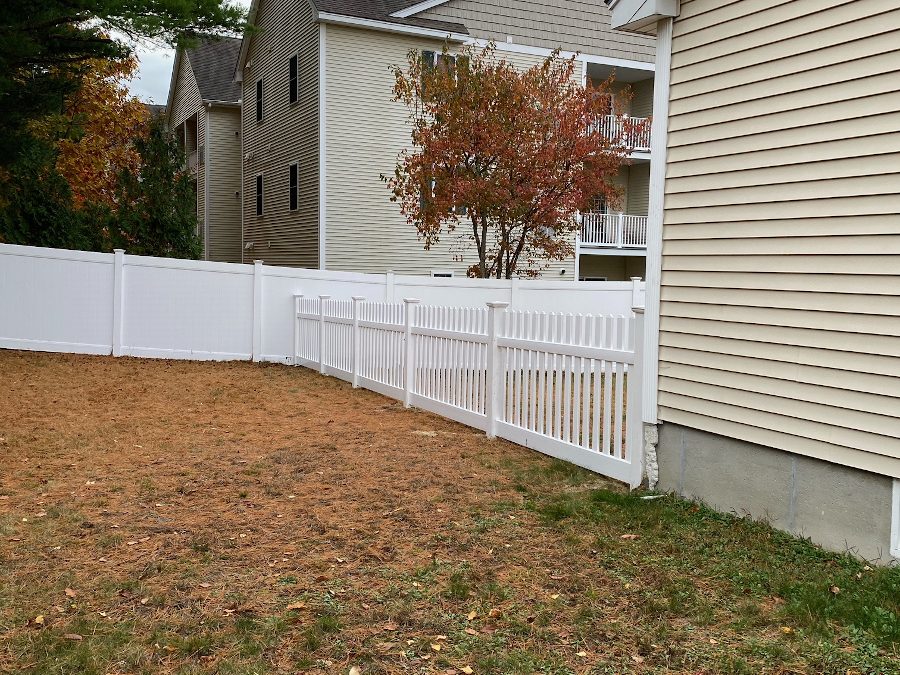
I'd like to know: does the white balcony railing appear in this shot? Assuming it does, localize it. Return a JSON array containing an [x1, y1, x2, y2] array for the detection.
[[580, 212, 648, 248], [593, 114, 651, 153]]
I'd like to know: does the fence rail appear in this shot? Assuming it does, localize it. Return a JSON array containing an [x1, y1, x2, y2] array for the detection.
[[294, 296, 645, 487]]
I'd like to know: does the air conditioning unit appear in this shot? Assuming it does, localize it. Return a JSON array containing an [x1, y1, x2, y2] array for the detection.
[[244, 151, 255, 162]]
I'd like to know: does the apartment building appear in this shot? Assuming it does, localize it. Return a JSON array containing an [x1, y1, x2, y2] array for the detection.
[[236, 0, 656, 278], [608, 0, 900, 562], [166, 38, 243, 263]]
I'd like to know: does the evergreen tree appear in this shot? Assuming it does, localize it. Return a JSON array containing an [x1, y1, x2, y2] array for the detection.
[[111, 117, 200, 259]]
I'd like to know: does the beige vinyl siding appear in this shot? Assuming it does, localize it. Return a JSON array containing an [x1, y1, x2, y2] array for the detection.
[[168, 55, 201, 129], [419, 0, 655, 63], [626, 163, 650, 215], [324, 24, 576, 278], [630, 79, 653, 118], [205, 106, 243, 263], [241, 0, 318, 267], [197, 109, 206, 244], [659, 0, 900, 477]]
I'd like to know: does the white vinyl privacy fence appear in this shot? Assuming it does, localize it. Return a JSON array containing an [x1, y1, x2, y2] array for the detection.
[[0, 243, 646, 486], [295, 296, 645, 487]]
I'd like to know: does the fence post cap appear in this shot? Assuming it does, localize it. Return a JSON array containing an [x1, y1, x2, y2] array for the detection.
[[113, 248, 126, 254], [486, 301, 510, 309], [293, 292, 304, 298], [318, 294, 332, 300], [403, 298, 422, 304], [253, 259, 263, 265], [351, 296, 366, 301], [630, 276, 642, 282]]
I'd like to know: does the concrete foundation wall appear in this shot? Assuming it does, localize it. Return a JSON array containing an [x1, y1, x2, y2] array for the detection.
[[657, 422, 898, 565]]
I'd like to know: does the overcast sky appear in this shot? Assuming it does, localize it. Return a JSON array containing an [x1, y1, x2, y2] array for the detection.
[[128, 0, 252, 104]]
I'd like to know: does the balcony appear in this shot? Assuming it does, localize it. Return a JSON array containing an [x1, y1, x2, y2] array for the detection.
[[593, 115, 651, 153], [580, 213, 648, 251], [187, 150, 199, 173]]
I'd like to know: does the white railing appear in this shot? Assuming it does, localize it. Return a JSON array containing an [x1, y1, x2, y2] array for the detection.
[[294, 296, 646, 487], [581, 213, 648, 248], [593, 114, 651, 153]]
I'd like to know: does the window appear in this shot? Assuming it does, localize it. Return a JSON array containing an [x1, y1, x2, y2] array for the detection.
[[289, 54, 298, 104], [255, 174, 264, 216], [289, 163, 298, 211], [430, 270, 455, 278], [421, 50, 456, 94], [255, 79, 264, 122]]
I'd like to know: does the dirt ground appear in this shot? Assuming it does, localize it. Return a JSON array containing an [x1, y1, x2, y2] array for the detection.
[[1, 350, 898, 675]]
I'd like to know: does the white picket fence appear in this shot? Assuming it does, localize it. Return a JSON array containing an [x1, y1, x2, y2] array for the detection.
[[294, 295, 645, 487]]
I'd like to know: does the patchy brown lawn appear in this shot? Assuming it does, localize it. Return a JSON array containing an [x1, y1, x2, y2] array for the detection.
[[0, 350, 898, 675]]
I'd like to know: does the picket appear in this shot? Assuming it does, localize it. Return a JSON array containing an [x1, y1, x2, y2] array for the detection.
[[293, 297, 645, 488]]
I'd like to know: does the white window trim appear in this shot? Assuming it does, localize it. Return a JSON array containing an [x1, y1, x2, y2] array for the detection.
[[891, 479, 900, 558]]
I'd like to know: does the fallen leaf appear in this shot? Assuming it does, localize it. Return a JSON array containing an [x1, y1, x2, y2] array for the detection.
[[460, 667, 474, 675], [349, 667, 362, 675], [632, 655, 644, 664], [781, 626, 794, 634], [464, 628, 477, 636], [199, 583, 211, 589], [466, 610, 478, 621], [550, 593, 560, 600], [488, 608, 501, 619], [285, 602, 305, 611], [140, 597, 149, 605], [383, 622, 398, 631], [431, 643, 442, 652], [620, 534, 639, 540], [64, 588, 77, 598], [63, 634, 83, 641], [576, 651, 587, 657], [830, 585, 841, 595], [33, 615, 45, 626]]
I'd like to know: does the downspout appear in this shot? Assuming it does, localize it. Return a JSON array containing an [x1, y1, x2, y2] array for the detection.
[[204, 103, 211, 261], [642, 16, 675, 488]]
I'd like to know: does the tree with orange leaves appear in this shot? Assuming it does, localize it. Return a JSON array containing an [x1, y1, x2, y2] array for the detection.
[[31, 56, 150, 211], [386, 44, 641, 279]]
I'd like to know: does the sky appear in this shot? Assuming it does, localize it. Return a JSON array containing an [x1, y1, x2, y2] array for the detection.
[[128, 0, 252, 104]]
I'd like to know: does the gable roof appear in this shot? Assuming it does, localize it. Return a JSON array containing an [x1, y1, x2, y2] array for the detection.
[[186, 37, 243, 103], [235, 0, 468, 82], [315, 1, 466, 32]]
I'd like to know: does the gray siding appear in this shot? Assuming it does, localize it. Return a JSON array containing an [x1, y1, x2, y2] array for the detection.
[[206, 106, 243, 263], [241, 0, 319, 267], [659, 0, 900, 477], [419, 0, 655, 62], [169, 55, 201, 129]]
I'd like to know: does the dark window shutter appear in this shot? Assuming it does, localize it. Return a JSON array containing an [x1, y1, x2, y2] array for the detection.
[[289, 55, 298, 104], [256, 79, 263, 121], [289, 164, 298, 211]]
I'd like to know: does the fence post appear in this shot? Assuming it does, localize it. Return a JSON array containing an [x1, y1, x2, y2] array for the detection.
[[111, 249, 125, 357], [485, 301, 509, 438], [351, 296, 365, 388], [252, 260, 263, 362], [318, 295, 331, 374], [510, 277, 520, 309], [626, 307, 646, 489], [385, 270, 395, 303], [292, 294, 303, 366], [403, 298, 421, 407], [631, 276, 643, 309]]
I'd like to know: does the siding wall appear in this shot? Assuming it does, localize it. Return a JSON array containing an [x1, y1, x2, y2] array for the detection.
[[626, 162, 650, 215], [168, 55, 201, 129], [419, 0, 655, 62], [241, 0, 319, 267], [206, 106, 243, 263], [659, 0, 900, 477], [325, 24, 577, 278]]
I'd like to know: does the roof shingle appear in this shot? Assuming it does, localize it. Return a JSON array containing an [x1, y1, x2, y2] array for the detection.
[[187, 37, 243, 104]]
